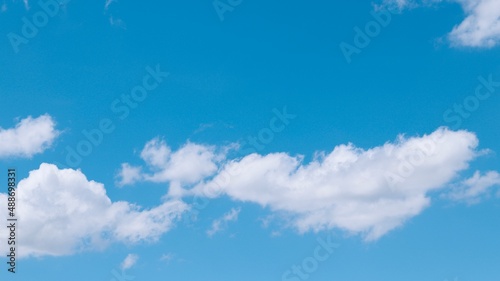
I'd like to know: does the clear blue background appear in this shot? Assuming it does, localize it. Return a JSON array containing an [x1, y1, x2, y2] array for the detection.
[[0, 0, 499, 280]]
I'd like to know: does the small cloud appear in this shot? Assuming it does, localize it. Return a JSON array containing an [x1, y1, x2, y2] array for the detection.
[[121, 254, 139, 270], [0, 114, 60, 159], [193, 123, 214, 135], [1, 2, 7, 12], [259, 215, 275, 229], [104, 0, 116, 10], [207, 208, 241, 237], [116, 163, 142, 187], [109, 16, 126, 29], [160, 253, 174, 263], [116, 138, 224, 188], [271, 231, 281, 237], [445, 171, 500, 204]]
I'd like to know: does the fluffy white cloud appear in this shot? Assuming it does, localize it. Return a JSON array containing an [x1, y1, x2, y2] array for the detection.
[[0, 114, 59, 158], [117, 138, 224, 187], [121, 254, 139, 270], [446, 170, 500, 203], [190, 128, 482, 240], [449, 0, 500, 47], [206, 208, 241, 237], [383, 0, 500, 47], [0, 164, 188, 258], [116, 163, 143, 187]]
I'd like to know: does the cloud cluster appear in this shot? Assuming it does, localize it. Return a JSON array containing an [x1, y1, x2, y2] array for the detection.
[[7, 126, 490, 258], [0, 164, 188, 257], [383, 0, 500, 47], [0, 114, 59, 158]]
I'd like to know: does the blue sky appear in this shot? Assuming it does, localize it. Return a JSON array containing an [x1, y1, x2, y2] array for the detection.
[[1, 0, 500, 280]]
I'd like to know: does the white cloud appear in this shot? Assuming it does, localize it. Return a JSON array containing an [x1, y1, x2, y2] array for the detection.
[[0, 114, 59, 158], [160, 253, 174, 263], [449, 0, 500, 47], [191, 127, 483, 240], [446, 170, 500, 203], [0, 163, 188, 257], [116, 163, 143, 187], [117, 138, 224, 188], [383, 0, 500, 47], [206, 208, 241, 237], [121, 254, 138, 270]]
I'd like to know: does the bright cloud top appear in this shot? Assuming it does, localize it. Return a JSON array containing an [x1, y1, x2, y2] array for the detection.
[[0, 164, 188, 258], [0, 114, 59, 158], [384, 0, 500, 47], [181, 127, 482, 240]]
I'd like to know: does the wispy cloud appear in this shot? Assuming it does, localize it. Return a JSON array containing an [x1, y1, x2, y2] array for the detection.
[[445, 171, 500, 203], [121, 254, 138, 270], [207, 208, 241, 237], [109, 16, 126, 29], [104, 0, 116, 11], [160, 253, 174, 263]]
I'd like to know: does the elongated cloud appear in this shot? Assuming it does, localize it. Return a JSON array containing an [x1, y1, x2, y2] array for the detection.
[[0, 164, 188, 257], [190, 128, 482, 240], [0, 114, 59, 158]]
